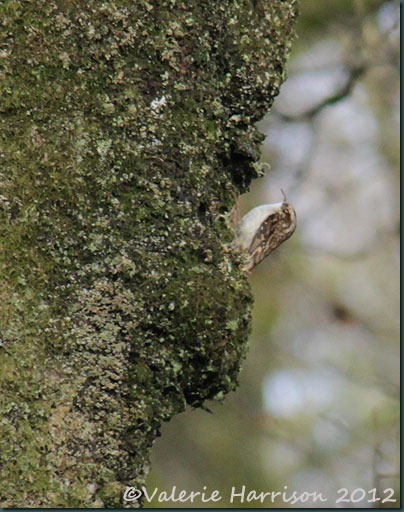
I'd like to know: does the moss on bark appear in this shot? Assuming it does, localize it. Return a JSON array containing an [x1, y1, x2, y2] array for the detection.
[[0, 0, 297, 507]]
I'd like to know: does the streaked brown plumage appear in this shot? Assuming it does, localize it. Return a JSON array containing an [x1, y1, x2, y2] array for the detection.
[[237, 198, 296, 271]]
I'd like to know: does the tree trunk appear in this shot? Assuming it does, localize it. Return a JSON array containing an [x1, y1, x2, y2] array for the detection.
[[0, 0, 297, 507]]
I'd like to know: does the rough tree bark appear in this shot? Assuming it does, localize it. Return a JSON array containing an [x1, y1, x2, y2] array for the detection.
[[0, 0, 298, 507]]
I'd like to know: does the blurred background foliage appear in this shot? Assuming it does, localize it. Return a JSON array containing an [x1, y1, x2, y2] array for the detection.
[[146, 0, 399, 508]]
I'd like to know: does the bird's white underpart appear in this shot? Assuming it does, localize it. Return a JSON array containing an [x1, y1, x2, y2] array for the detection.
[[236, 198, 296, 271]]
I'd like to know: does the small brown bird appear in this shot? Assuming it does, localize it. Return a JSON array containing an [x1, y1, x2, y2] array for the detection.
[[237, 192, 296, 271]]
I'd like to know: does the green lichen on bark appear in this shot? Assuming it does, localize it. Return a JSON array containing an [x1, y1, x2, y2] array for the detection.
[[0, 0, 298, 507]]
